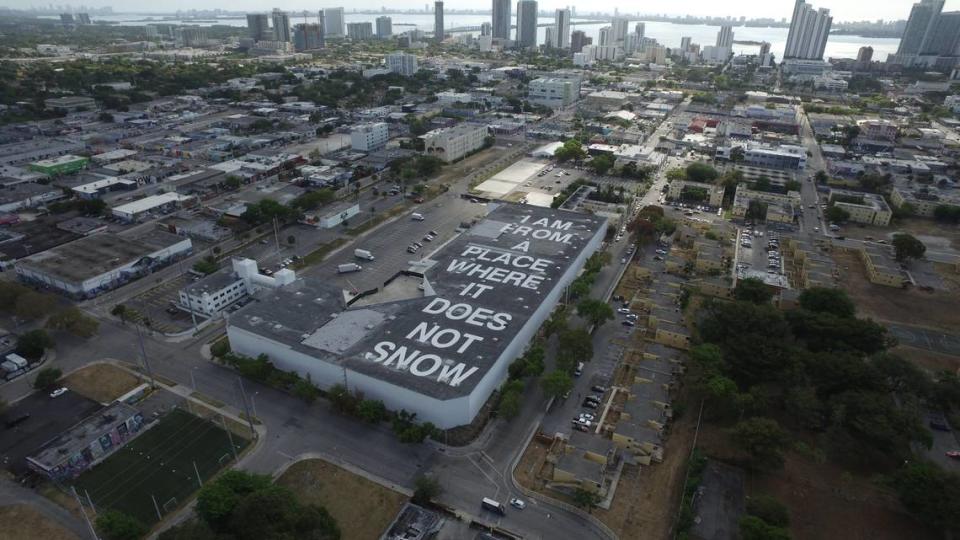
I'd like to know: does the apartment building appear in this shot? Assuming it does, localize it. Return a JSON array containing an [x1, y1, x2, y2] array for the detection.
[[527, 77, 581, 109], [350, 122, 390, 152], [420, 124, 488, 162], [828, 188, 892, 226]]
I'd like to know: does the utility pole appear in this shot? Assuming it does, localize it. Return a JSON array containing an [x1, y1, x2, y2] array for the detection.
[[135, 323, 156, 388], [221, 415, 239, 463], [236, 376, 257, 438], [272, 217, 281, 257], [71, 486, 99, 540]]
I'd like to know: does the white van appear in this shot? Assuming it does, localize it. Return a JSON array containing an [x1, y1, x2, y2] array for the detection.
[[574, 362, 584, 376], [411, 213, 425, 221]]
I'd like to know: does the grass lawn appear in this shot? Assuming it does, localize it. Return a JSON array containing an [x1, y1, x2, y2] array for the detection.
[[75, 408, 248, 526], [62, 363, 142, 403], [0, 505, 78, 540], [276, 459, 407, 540]]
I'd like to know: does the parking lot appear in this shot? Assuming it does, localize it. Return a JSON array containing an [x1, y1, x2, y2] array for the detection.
[[304, 196, 483, 292], [125, 273, 203, 334], [0, 389, 102, 476], [736, 224, 782, 275]]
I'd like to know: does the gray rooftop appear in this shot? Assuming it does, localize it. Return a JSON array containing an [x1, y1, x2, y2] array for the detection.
[[183, 269, 243, 297], [27, 402, 139, 471], [16, 230, 187, 284], [230, 203, 605, 400]]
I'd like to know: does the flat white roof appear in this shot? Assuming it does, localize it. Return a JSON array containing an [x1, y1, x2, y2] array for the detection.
[[73, 177, 138, 194], [112, 192, 190, 215], [92, 149, 138, 162]]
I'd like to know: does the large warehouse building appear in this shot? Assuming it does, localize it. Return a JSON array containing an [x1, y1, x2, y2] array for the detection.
[[227, 204, 606, 428], [15, 231, 192, 298]]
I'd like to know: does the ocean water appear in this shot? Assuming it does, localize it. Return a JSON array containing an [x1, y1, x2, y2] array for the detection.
[[66, 13, 901, 60]]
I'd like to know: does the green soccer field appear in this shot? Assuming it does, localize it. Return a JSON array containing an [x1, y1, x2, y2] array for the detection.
[[75, 408, 249, 526]]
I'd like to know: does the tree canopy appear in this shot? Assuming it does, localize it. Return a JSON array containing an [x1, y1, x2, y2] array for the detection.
[[733, 277, 773, 305], [892, 233, 926, 262]]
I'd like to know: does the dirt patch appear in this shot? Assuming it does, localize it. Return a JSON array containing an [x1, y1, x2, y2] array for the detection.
[[0, 505, 78, 540], [62, 363, 142, 403], [694, 418, 936, 540], [276, 459, 407, 540], [749, 452, 937, 540], [594, 395, 700, 540], [834, 251, 960, 332]]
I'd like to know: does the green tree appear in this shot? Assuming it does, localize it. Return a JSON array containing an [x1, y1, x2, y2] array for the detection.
[[498, 379, 524, 418], [554, 139, 587, 162], [589, 153, 615, 175], [357, 399, 387, 423], [196, 470, 272, 531], [685, 162, 719, 183], [33, 367, 62, 390], [292, 375, 320, 404], [46, 306, 99, 338], [14, 291, 57, 321], [814, 170, 828, 184], [666, 168, 686, 181], [797, 287, 855, 318], [327, 384, 359, 415], [734, 277, 773, 304], [193, 256, 219, 275], [96, 510, 147, 540], [228, 485, 339, 540], [824, 205, 850, 224], [738, 515, 790, 540], [412, 475, 443, 505], [557, 328, 593, 373], [746, 494, 790, 527], [576, 298, 615, 327], [892, 233, 926, 262], [541, 369, 573, 399], [16, 329, 52, 359], [111, 303, 129, 323], [731, 417, 789, 470], [573, 488, 602, 512], [892, 462, 960, 533]]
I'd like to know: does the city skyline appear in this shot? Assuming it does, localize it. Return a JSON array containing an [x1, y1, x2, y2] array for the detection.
[[11, 1, 960, 23]]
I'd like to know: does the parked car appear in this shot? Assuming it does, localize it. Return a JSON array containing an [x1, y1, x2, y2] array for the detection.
[[929, 415, 951, 432], [617, 307, 632, 314], [946, 450, 960, 459], [622, 320, 635, 327], [582, 399, 598, 409], [49, 387, 68, 398], [591, 385, 607, 393]]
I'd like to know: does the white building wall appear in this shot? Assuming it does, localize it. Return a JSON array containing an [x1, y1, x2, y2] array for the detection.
[[227, 324, 473, 427]]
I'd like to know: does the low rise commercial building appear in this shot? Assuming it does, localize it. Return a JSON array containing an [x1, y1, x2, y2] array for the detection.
[[44, 96, 96, 112], [715, 143, 807, 169], [29, 155, 89, 176], [15, 231, 192, 298], [27, 402, 144, 481], [226, 204, 605, 429], [111, 192, 193, 222], [0, 183, 65, 212], [180, 258, 295, 317]]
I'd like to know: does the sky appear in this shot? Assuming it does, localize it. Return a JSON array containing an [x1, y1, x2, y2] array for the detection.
[[14, 0, 960, 23]]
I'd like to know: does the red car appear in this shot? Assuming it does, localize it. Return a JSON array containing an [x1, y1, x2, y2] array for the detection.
[[947, 451, 960, 460]]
